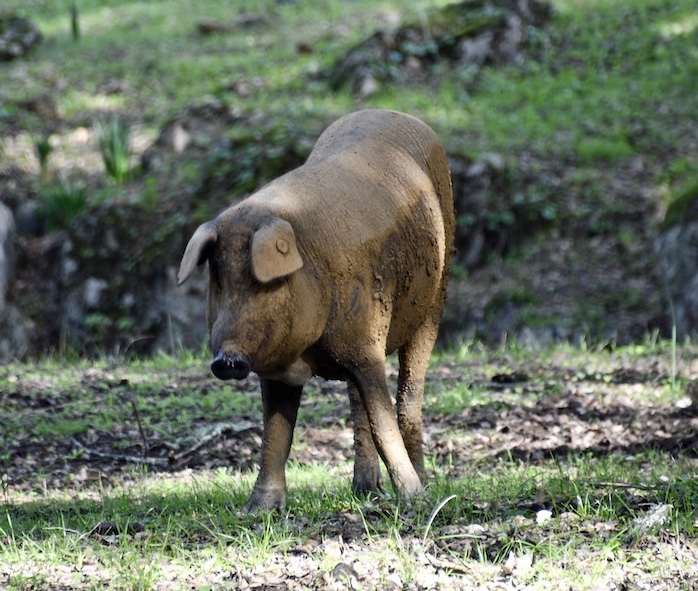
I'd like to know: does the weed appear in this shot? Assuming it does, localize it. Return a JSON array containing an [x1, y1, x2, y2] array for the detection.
[[39, 181, 86, 231], [34, 135, 53, 176], [95, 115, 132, 184], [661, 175, 698, 230], [70, 2, 80, 41]]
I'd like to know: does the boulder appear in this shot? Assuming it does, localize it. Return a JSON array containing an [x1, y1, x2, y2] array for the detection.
[[0, 11, 42, 61], [0, 201, 14, 311], [327, 0, 554, 95], [449, 153, 508, 268], [655, 178, 698, 339], [0, 202, 34, 362]]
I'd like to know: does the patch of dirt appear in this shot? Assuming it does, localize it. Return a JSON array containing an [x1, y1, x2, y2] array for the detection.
[[2, 352, 696, 491], [3, 351, 698, 590]]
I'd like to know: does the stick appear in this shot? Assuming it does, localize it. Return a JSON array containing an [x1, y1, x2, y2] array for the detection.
[[70, 437, 169, 466]]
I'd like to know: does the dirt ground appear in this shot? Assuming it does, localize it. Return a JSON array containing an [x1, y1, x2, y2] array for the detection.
[[2, 350, 698, 590], [4, 351, 698, 488]]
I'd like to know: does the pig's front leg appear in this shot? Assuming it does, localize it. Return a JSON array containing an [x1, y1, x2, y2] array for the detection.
[[348, 381, 383, 495], [351, 357, 424, 500], [244, 379, 302, 513]]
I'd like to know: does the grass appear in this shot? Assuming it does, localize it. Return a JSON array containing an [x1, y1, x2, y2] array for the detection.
[[9, 0, 697, 158], [95, 115, 131, 184], [38, 181, 86, 231], [2, 340, 698, 589]]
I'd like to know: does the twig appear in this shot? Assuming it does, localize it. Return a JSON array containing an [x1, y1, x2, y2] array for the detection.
[[588, 481, 660, 492], [70, 421, 256, 467], [424, 553, 473, 576], [172, 421, 255, 462], [126, 392, 149, 460], [70, 437, 169, 466]]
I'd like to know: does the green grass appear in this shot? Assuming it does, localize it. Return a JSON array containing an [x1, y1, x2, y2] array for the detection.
[[9, 0, 697, 160], [38, 181, 87, 231], [95, 115, 131, 184], [2, 455, 695, 589], [2, 340, 698, 589]]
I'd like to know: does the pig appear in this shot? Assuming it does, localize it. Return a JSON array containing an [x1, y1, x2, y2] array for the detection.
[[178, 109, 455, 512]]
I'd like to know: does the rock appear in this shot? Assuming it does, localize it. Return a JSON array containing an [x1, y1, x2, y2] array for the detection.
[[0, 202, 15, 312], [0, 12, 42, 61], [357, 73, 380, 99], [326, 0, 554, 94], [0, 201, 35, 361], [656, 223, 698, 339], [149, 266, 208, 354], [449, 153, 508, 268], [655, 178, 698, 339], [0, 303, 34, 362]]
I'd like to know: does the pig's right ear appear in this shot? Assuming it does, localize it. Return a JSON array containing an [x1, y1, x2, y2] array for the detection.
[[178, 222, 218, 285]]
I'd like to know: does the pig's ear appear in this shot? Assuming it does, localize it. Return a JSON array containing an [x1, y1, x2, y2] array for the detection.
[[178, 222, 218, 285], [250, 218, 303, 283]]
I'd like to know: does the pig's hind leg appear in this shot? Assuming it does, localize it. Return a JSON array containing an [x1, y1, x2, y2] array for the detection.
[[348, 381, 383, 495], [350, 356, 424, 500], [244, 379, 303, 513], [396, 318, 440, 484]]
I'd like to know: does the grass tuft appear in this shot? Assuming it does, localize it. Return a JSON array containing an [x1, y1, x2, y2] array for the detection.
[[39, 181, 86, 231], [95, 115, 132, 184]]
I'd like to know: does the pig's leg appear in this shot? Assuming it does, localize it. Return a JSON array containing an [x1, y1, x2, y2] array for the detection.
[[351, 358, 424, 500], [348, 381, 382, 494], [244, 379, 302, 513], [396, 320, 438, 483]]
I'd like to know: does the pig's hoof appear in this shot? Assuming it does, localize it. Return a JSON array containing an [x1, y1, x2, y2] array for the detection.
[[241, 487, 286, 514], [390, 470, 425, 502], [352, 473, 384, 498]]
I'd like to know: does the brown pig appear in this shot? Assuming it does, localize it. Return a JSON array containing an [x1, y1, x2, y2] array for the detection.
[[178, 109, 455, 512]]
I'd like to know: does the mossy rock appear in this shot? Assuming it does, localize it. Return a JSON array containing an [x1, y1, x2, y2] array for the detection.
[[424, 1, 510, 42], [0, 14, 42, 61], [662, 177, 698, 230], [327, 0, 553, 94]]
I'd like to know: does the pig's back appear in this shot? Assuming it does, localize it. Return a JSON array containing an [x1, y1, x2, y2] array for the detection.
[[263, 109, 452, 250], [248, 109, 454, 352]]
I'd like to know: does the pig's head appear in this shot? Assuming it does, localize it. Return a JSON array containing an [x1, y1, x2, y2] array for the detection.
[[178, 210, 322, 385]]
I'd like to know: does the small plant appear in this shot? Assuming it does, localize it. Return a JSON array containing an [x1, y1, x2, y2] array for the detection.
[[95, 115, 132, 184], [661, 175, 698, 230], [34, 135, 53, 176], [70, 2, 80, 41], [40, 182, 86, 231]]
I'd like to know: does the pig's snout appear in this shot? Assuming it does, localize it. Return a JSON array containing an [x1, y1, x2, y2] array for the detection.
[[211, 351, 251, 380]]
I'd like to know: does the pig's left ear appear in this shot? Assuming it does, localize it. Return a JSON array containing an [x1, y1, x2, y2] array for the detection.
[[250, 218, 303, 283]]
